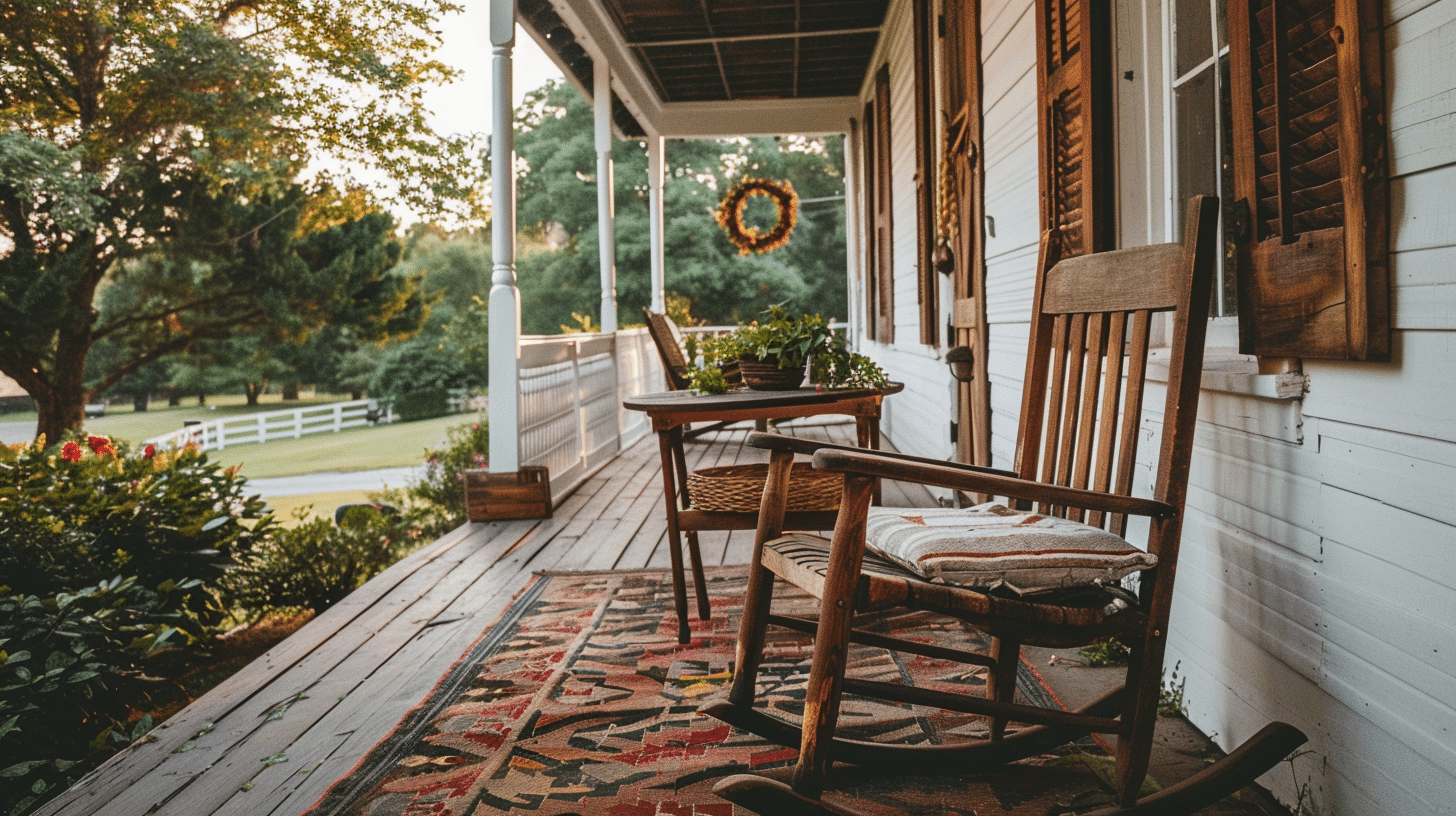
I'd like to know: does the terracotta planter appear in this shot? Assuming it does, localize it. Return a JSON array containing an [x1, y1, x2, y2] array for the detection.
[[738, 357, 807, 390]]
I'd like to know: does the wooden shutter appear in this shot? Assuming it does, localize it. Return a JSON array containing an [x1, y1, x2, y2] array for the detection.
[[873, 65, 896, 343], [1035, 0, 1113, 258], [913, 0, 938, 345], [861, 104, 878, 341], [1228, 0, 1388, 360]]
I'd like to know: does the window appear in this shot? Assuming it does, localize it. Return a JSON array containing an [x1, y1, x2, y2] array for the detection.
[[1170, 0, 1240, 316], [866, 65, 896, 343]]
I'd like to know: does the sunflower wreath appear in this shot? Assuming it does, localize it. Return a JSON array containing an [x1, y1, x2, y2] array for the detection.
[[714, 177, 798, 255]]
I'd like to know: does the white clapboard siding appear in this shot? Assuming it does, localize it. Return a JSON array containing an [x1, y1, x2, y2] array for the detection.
[[1303, 330, 1456, 445], [873, 345, 955, 461], [1388, 1, 1456, 177], [853, 0, 1456, 810]]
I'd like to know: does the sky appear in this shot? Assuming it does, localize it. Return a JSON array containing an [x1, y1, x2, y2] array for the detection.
[[421, 14, 565, 140]]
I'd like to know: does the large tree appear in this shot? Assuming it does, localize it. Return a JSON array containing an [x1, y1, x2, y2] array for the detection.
[[0, 0, 478, 442]]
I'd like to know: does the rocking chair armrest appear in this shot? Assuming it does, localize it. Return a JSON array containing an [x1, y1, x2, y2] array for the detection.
[[811, 448, 1178, 520], [746, 431, 1021, 479]]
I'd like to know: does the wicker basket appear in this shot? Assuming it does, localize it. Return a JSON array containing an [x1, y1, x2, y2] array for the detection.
[[687, 463, 843, 512]]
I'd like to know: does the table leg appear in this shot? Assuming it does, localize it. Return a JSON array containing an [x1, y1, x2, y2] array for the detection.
[[670, 430, 712, 623], [656, 427, 692, 643], [858, 414, 884, 505]]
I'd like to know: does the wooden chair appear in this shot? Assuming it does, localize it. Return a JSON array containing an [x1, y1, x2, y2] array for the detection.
[[703, 197, 1305, 814], [642, 308, 747, 438], [643, 308, 694, 392]]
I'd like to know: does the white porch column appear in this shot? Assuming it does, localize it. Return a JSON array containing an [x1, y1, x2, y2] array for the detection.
[[646, 130, 666, 313], [595, 60, 618, 332], [488, 0, 520, 473], [843, 122, 863, 342]]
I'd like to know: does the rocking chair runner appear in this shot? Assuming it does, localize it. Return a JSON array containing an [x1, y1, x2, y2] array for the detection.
[[703, 196, 1306, 814]]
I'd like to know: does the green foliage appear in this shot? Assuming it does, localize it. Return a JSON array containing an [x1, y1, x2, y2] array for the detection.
[[0, 436, 270, 629], [0, 577, 214, 816], [369, 339, 468, 399], [1077, 637, 1132, 667], [375, 418, 489, 537], [1159, 660, 1189, 716], [392, 388, 451, 422], [221, 507, 415, 616], [686, 366, 730, 395], [688, 305, 888, 389], [0, 0, 472, 441]]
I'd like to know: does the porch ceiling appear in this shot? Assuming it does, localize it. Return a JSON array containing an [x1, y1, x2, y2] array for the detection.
[[522, 0, 887, 138], [602, 0, 887, 103]]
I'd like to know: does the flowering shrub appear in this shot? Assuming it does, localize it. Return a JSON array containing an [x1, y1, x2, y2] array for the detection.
[[0, 435, 271, 629], [374, 418, 488, 537]]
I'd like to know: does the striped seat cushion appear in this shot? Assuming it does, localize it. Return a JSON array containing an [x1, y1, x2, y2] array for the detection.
[[864, 502, 1156, 595]]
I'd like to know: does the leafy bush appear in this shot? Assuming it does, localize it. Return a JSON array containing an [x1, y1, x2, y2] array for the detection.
[[374, 418, 488, 538], [0, 436, 271, 631], [391, 387, 450, 422], [221, 505, 417, 616], [369, 338, 466, 399], [0, 577, 213, 816]]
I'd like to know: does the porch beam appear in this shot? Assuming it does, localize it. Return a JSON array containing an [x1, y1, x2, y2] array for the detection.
[[595, 56, 618, 332], [623, 27, 881, 48], [647, 129, 665, 313], [488, 0, 520, 473]]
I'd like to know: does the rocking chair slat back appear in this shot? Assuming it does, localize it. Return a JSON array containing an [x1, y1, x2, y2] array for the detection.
[[1014, 198, 1217, 546], [644, 309, 691, 391]]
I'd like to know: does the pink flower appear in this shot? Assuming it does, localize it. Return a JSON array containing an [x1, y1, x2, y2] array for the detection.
[[61, 442, 83, 462], [471, 423, 480, 430]]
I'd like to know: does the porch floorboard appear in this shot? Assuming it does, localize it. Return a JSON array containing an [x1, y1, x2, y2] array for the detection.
[[38, 418, 928, 816]]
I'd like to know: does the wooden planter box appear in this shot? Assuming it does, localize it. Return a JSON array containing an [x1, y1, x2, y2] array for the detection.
[[464, 467, 552, 521]]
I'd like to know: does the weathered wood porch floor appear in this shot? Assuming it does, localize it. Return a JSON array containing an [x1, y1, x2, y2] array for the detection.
[[40, 419, 933, 816]]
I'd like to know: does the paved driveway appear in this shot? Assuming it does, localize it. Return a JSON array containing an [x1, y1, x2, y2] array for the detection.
[[0, 420, 35, 445]]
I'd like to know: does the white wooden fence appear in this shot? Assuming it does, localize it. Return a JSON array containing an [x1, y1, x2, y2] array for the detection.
[[144, 399, 391, 452], [141, 330, 664, 502], [517, 328, 661, 503]]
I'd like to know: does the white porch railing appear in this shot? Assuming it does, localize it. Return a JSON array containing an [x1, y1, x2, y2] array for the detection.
[[517, 328, 662, 503], [144, 399, 390, 452]]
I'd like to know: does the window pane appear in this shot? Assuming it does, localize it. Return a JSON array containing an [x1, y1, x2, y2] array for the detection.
[[1175, 0, 1213, 77], [1174, 66, 1217, 242], [1216, 0, 1228, 50]]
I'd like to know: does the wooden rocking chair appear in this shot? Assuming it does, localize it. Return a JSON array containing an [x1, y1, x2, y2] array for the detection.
[[703, 196, 1305, 814]]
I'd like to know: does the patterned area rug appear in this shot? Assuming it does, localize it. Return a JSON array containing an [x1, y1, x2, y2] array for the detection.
[[304, 567, 1120, 816]]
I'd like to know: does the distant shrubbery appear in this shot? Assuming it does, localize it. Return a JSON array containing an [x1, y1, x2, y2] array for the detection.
[[375, 417, 489, 538], [222, 505, 416, 615]]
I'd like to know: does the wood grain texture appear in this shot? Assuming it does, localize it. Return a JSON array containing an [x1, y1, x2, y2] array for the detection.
[[39, 429, 935, 816]]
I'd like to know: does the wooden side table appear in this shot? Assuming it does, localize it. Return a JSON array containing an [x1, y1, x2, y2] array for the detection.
[[623, 385, 900, 642]]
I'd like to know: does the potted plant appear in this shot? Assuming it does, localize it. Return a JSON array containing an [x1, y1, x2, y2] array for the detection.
[[687, 305, 889, 393]]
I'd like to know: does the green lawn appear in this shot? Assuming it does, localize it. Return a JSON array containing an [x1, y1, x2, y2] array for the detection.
[[212, 412, 471, 479], [8, 392, 478, 479]]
